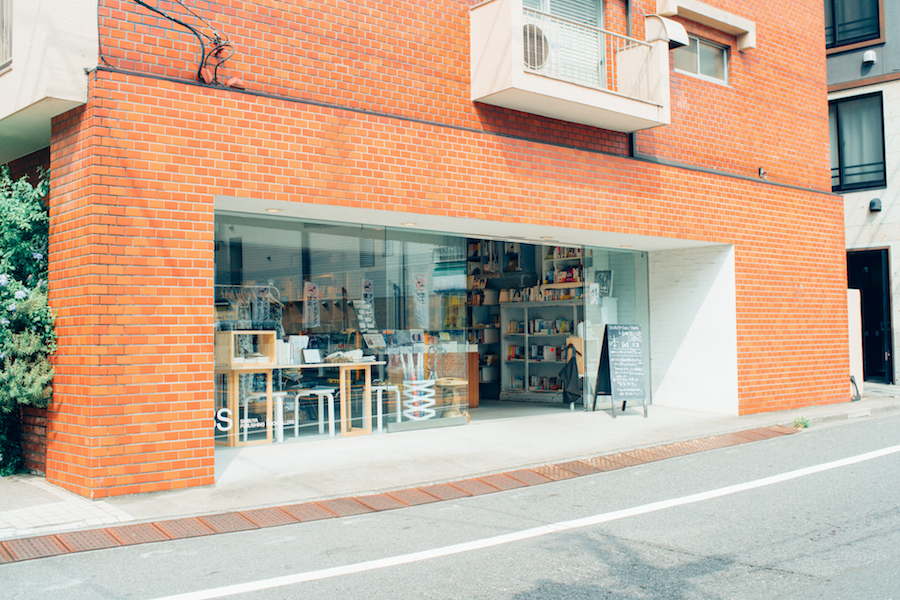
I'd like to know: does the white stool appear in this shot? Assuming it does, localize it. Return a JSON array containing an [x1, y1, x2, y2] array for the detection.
[[371, 385, 401, 432], [243, 391, 289, 442], [292, 388, 336, 437]]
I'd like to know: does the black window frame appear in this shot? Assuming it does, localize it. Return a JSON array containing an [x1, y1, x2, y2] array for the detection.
[[825, 0, 881, 49], [830, 92, 887, 193]]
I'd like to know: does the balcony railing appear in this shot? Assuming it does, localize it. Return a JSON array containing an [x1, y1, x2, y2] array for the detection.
[[0, 0, 11, 72], [523, 8, 653, 105]]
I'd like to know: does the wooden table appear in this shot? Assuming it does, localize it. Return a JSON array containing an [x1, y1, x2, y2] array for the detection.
[[215, 361, 385, 445], [215, 364, 275, 447], [294, 361, 385, 437]]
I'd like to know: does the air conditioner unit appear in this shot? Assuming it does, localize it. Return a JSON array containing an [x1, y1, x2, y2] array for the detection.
[[523, 21, 557, 72]]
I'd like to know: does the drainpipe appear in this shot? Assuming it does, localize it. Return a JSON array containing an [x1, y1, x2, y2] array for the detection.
[[626, 0, 637, 158]]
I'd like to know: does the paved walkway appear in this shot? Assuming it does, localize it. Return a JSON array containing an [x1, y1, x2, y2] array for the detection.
[[1, 386, 899, 562]]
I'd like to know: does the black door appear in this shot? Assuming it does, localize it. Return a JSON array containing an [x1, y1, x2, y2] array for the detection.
[[848, 249, 894, 384]]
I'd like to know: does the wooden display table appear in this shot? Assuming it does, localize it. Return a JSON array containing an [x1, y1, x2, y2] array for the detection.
[[214, 360, 385, 446]]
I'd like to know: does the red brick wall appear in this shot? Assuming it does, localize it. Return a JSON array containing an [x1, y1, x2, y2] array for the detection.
[[5, 149, 52, 473], [635, 0, 832, 189], [48, 96, 215, 498], [4, 148, 50, 184], [40, 0, 844, 496], [21, 407, 48, 474], [96, 0, 830, 190]]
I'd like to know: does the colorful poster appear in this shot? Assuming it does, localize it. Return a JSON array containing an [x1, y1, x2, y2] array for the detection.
[[303, 282, 320, 328]]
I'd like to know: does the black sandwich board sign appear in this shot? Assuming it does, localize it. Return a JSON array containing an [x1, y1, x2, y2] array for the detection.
[[594, 324, 648, 418]]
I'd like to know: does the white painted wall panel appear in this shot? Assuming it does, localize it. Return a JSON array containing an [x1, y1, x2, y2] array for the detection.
[[649, 245, 738, 414], [0, 0, 97, 162]]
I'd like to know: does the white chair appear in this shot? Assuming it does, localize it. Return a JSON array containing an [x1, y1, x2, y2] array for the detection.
[[243, 391, 290, 442], [291, 387, 336, 437], [371, 384, 401, 432]]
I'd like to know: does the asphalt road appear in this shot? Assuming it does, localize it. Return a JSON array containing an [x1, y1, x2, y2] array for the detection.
[[3, 413, 900, 600]]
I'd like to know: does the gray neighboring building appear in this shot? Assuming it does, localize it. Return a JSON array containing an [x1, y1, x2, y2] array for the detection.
[[828, 0, 900, 384]]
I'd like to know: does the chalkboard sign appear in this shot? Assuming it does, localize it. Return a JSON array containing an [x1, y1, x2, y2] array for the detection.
[[595, 324, 648, 418]]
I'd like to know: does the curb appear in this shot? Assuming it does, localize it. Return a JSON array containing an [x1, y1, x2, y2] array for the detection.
[[0, 424, 796, 564]]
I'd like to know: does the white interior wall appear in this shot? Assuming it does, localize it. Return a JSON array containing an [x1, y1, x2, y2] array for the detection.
[[649, 245, 738, 414]]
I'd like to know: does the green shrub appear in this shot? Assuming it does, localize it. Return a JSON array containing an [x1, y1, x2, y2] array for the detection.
[[0, 167, 54, 475]]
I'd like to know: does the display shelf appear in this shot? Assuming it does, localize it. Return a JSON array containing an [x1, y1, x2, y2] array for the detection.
[[500, 301, 583, 403], [215, 330, 277, 368], [541, 246, 583, 286], [541, 282, 584, 289], [466, 238, 504, 397]]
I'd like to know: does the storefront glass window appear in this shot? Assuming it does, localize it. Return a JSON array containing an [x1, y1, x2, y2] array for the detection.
[[213, 214, 471, 446], [212, 213, 651, 446]]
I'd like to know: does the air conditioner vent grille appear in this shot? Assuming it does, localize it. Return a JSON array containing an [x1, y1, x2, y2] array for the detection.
[[523, 24, 549, 69]]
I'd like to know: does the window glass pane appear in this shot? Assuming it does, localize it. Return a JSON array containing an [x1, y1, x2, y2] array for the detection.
[[523, 0, 543, 11], [824, 0, 834, 47], [581, 248, 649, 411], [835, 95, 885, 190], [829, 0, 879, 47], [673, 37, 697, 73], [698, 41, 725, 81], [552, 0, 600, 27], [0, 0, 11, 69], [829, 105, 840, 189], [214, 214, 474, 444]]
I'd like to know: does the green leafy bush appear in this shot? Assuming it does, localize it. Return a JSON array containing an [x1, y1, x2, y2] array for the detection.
[[0, 167, 55, 475]]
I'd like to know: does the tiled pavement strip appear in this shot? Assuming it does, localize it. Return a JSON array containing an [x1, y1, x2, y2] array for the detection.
[[0, 425, 795, 564]]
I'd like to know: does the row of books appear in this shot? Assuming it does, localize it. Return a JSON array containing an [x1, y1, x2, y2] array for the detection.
[[529, 318, 574, 335], [468, 289, 499, 305], [469, 328, 499, 344], [545, 246, 582, 260], [498, 285, 544, 303], [529, 376, 562, 391], [508, 375, 562, 391], [498, 285, 585, 303], [507, 344, 568, 361], [543, 265, 583, 285], [542, 287, 584, 302], [530, 344, 564, 362]]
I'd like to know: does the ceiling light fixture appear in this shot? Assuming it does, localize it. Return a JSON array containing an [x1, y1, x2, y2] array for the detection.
[[266, 208, 282, 213]]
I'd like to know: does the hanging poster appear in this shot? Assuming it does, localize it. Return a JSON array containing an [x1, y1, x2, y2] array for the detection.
[[355, 299, 377, 332], [303, 282, 320, 328], [595, 270, 613, 297], [413, 273, 428, 328]]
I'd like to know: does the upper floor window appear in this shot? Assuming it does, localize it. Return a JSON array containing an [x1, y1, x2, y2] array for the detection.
[[825, 0, 880, 49], [523, 0, 602, 27], [673, 36, 727, 84], [0, 0, 11, 72], [830, 93, 886, 192]]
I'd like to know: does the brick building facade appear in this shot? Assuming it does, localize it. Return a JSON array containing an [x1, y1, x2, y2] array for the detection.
[[1, 0, 847, 499]]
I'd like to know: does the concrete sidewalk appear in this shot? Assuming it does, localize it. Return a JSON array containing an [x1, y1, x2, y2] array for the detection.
[[3, 388, 900, 543]]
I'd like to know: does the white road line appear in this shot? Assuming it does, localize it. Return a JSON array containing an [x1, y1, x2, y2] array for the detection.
[[151, 443, 900, 600]]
